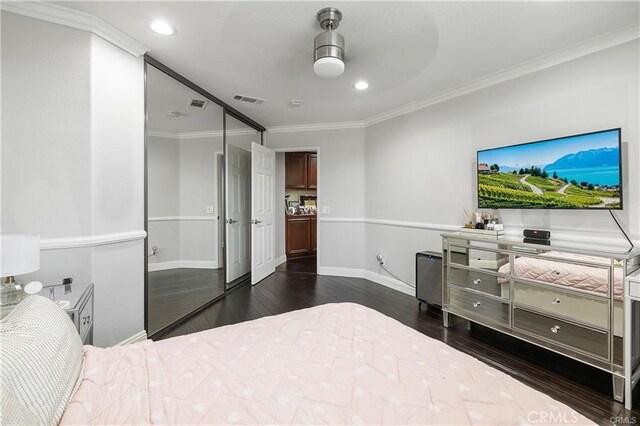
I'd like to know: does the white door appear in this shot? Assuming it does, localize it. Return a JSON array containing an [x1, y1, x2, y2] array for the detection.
[[250, 142, 276, 285], [226, 143, 252, 283]]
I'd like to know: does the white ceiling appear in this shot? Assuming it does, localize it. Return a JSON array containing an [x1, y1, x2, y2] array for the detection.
[[59, 1, 639, 129], [147, 64, 224, 132]]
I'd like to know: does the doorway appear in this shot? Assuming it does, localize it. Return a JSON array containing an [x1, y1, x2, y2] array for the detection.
[[274, 149, 319, 275]]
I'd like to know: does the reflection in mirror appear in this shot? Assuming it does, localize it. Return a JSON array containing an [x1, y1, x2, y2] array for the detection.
[[146, 65, 225, 335], [225, 114, 259, 286]]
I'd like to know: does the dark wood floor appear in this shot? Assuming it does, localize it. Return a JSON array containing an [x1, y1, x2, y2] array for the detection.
[[148, 268, 225, 335], [275, 255, 317, 274], [154, 261, 639, 424]]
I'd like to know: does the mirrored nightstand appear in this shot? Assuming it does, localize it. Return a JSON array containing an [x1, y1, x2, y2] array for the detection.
[[39, 282, 94, 345]]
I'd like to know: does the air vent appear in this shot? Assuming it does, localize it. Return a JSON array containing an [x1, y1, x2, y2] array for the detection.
[[187, 98, 208, 110], [233, 94, 267, 105]]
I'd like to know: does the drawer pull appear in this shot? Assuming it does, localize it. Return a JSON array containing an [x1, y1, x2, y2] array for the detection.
[[550, 325, 560, 334], [472, 279, 482, 285], [551, 298, 561, 305], [472, 301, 482, 308], [551, 270, 561, 276], [474, 257, 482, 261]]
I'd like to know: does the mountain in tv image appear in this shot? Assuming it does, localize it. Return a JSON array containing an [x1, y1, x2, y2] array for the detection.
[[478, 141, 620, 209], [544, 146, 619, 171]]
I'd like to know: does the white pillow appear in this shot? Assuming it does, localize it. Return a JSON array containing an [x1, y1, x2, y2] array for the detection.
[[1, 295, 85, 425]]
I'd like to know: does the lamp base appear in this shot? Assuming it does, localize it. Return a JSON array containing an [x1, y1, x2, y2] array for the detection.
[[0, 277, 25, 318]]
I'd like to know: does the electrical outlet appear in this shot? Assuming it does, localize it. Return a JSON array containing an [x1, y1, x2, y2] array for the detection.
[[206, 205, 214, 214], [376, 254, 385, 265], [322, 206, 331, 215]]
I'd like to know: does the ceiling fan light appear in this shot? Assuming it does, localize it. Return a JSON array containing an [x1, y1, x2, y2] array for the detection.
[[313, 8, 345, 78], [314, 57, 345, 78]]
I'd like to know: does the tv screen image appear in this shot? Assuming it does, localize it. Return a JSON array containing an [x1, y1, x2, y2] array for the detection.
[[477, 128, 622, 209]]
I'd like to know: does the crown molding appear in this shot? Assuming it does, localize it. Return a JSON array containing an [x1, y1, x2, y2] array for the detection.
[[147, 128, 256, 139], [267, 121, 365, 134], [147, 130, 181, 139], [363, 23, 640, 127], [1, 1, 148, 57], [265, 22, 639, 132]]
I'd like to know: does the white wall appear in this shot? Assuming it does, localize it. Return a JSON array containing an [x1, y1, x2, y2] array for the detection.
[[1, 12, 145, 347], [266, 128, 367, 271], [147, 136, 222, 269], [364, 40, 640, 287]]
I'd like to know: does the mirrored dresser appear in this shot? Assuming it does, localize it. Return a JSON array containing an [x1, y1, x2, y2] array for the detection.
[[442, 232, 640, 403]]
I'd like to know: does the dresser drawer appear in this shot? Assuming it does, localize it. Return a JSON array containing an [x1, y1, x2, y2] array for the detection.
[[513, 307, 609, 359], [78, 297, 93, 341], [449, 267, 503, 297], [514, 281, 608, 329], [512, 254, 611, 291], [630, 279, 640, 298], [449, 287, 509, 326]]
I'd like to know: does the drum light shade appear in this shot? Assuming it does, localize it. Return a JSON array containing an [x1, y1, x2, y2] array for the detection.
[[313, 57, 345, 78], [313, 8, 345, 78]]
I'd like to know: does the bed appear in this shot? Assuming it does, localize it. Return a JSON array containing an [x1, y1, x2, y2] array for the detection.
[[2, 295, 593, 425]]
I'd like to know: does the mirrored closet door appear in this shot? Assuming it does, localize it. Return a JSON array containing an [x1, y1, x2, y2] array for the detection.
[[146, 64, 225, 335]]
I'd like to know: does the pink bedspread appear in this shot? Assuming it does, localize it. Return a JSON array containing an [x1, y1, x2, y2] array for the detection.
[[497, 252, 623, 300], [61, 303, 592, 425]]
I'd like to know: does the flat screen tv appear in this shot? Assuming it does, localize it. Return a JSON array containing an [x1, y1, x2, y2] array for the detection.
[[477, 128, 622, 210]]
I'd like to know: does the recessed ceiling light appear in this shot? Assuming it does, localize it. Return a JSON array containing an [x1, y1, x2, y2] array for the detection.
[[354, 81, 369, 90], [167, 111, 181, 117], [150, 20, 176, 36]]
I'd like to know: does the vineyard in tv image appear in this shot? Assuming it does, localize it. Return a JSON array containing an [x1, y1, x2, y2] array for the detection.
[[477, 148, 620, 209]]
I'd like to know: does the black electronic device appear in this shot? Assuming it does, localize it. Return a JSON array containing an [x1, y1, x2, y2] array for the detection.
[[523, 229, 551, 240], [523, 237, 551, 245]]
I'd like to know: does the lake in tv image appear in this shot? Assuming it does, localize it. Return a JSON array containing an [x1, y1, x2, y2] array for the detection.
[[477, 129, 621, 209]]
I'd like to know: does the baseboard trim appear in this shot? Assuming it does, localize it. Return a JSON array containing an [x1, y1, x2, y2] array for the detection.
[[117, 330, 147, 345], [148, 260, 218, 272], [318, 266, 414, 296], [318, 266, 365, 279], [275, 255, 287, 267], [363, 270, 415, 296]]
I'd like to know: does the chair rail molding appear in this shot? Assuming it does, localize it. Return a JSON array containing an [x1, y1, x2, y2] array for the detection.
[[318, 217, 460, 232], [40, 230, 147, 250], [319, 217, 635, 246], [148, 216, 217, 222]]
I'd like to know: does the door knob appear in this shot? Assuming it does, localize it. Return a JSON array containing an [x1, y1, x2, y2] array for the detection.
[[250, 219, 263, 225], [227, 219, 238, 224]]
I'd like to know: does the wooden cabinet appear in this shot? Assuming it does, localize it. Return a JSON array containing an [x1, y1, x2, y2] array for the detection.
[[285, 153, 307, 189], [307, 154, 317, 189], [286, 152, 317, 190], [286, 215, 317, 257]]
